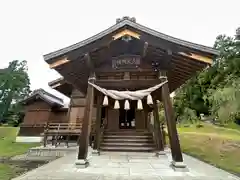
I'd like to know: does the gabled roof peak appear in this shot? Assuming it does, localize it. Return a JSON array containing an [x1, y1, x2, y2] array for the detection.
[[22, 88, 64, 107], [44, 17, 219, 62], [116, 16, 136, 24]]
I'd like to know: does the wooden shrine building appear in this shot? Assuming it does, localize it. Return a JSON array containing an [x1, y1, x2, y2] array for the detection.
[[43, 16, 218, 168], [16, 89, 69, 142]]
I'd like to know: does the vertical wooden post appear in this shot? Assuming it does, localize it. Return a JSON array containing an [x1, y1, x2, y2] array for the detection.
[[93, 93, 103, 154], [161, 75, 184, 166], [66, 94, 72, 123], [153, 100, 164, 153], [161, 124, 167, 147], [76, 72, 95, 167]]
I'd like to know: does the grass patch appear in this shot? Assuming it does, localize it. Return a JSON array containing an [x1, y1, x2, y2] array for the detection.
[[178, 123, 240, 140], [178, 123, 240, 175], [0, 127, 39, 179], [0, 163, 14, 180], [0, 127, 39, 157]]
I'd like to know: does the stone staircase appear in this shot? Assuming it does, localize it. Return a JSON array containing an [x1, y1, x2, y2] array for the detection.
[[100, 131, 156, 152]]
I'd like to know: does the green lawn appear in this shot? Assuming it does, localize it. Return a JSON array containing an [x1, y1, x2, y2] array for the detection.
[[0, 127, 39, 180], [178, 123, 240, 175], [0, 127, 39, 157], [0, 164, 17, 180]]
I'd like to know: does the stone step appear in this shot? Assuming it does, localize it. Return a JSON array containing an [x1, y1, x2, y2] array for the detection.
[[100, 131, 155, 152], [103, 135, 152, 139], [100, 146, 156, 152], [104, 131, 151, 136], [102, 138, 154, 143], [101, 142, 155, 147]]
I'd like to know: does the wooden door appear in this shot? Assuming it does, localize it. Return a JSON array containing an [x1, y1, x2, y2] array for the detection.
[[107, 108, 119, 131], [135, 110, 146, 130]]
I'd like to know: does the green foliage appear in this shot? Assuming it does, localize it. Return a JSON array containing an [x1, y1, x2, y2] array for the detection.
[[208, 78, 240, 124], [178, 107, 199, 124], [0, 60, 31, 125], [173, 27, 240, 125]]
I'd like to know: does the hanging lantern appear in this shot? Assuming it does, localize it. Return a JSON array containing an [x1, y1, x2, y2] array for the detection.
[[147, 94, 153, 105], [124, 100, 130, 110], [103, 96, 108, 106], [114, 100, 120, 109], [137, 99, 143, 110]]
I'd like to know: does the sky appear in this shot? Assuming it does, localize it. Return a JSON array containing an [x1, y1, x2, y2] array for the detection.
[[0, 0, 239, 102]]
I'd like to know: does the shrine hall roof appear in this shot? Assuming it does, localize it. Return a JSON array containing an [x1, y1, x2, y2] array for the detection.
[[48, 77, 73, 97], [44, 17, 219, 62], [22, 88, 64, 107]]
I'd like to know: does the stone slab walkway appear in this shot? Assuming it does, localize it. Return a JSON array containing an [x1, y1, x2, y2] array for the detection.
[[12, 149, 240, 180]]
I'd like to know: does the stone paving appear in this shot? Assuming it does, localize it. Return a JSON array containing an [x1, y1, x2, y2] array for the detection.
[[12, 149, 240, 180]]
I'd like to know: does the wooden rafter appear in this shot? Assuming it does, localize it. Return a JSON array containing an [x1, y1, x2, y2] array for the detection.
[[178, 52, 213, 64], [49, 57, 70, 69], [50, 82, 62, 89], [142, 42, 149, 57], [112, 29, 140, 40]]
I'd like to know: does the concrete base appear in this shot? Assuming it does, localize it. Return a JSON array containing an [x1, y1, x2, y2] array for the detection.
[[75, 148, 92, 168], [92, 149, 100, 155], [155, 151, 166, 157], [75, 159, 90, 168], [171, 161, 188, 172], [16, 136, 43, 143]]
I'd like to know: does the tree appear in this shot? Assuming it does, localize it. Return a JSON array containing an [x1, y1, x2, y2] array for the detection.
[[173, 27, 240, 125], [208, 79, 240, 124], [0, 60, 31, 125]]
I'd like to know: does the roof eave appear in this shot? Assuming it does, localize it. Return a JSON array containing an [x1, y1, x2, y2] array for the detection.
[[48, 77, 64, 86], [43, 19, 219, 62]]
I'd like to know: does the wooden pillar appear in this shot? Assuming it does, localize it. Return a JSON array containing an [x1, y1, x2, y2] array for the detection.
[[161, 77, 184, 164], [76, 72, 95, 167], [93, 93, 103, 153], [161, 124, 167, 147], [153, 100, 164, 152]]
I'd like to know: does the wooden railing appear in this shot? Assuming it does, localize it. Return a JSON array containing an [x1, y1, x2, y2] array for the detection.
[[43, 122, 82, 147], [43, 121, 96, 147]]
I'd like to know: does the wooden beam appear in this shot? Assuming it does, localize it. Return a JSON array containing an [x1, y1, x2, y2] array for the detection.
[[76, 72, 95, 167], [142, 42, 149, 57], [153, 100, 164, 152], [112, 29, 140, 40], [160, 71, 184, 164], [49, 57, 70, 69], [178, 52, 213, 64], [50, 82, 62, 89], [93, 93, 103, 152], [85, 53, 93, 70]]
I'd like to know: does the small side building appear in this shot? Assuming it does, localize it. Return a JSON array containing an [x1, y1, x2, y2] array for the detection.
[[16, 89, 68, 142]]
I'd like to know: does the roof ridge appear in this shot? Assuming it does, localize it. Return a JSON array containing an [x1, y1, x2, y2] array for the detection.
[[48, 77, 64, 86], [40, 89, 63, 103], [44, 18, 219, 61], [28, 88, 63, 104]]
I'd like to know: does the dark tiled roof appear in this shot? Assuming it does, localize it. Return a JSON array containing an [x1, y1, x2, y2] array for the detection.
[[44, 18, 219, 61], [48, 77, 64, 86], [22, 88, 64, 107]]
